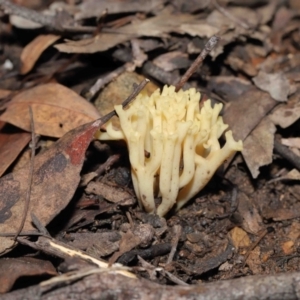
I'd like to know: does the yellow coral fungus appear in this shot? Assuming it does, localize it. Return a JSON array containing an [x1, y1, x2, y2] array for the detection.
[[95, 85, 243, 217]]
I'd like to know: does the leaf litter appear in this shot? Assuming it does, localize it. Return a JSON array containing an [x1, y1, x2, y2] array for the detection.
[[1, 0, 300, 298]]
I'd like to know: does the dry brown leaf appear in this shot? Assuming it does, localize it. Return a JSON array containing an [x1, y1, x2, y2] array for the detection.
[[0, 118, 102, 254], [207, 76, 252, 99], [253, 71, 291, 102], [0, 122, 31, 177], [85, 181, 135, 204], [281, 241, 294, 255], [109, 224, 154, 265], [229, 227, 250, 250], [55, 12, 197, 53], [173, 0, 210, 13], [207, 6, 260, 29], [0, 89, 12, 98], [152, 51, 190, 72], [0, 257, 57, 293], [0, 83, 101, 138], [20, 34, 61, 75], [68, 232, 121, 257], [281, 138, 300, 149], [223, 88, 277, 142], [269, 93, 300, 128], [262, 201, 300, 221], [9, 15, 42, 29], [179, 23, 219, 38], [94, 71, 158, 127], [276, 169, 300, 181], [246, 246, 262, 275], [237, 191, 263, 234], [288, 221, 300, 241], [76, 0, 167, 20], [242, 117, 276, 178]]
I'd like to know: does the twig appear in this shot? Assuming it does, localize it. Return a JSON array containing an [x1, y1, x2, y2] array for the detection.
[[274, 140, 300, 172], [163, 270, 189, 286], [31, 212, 50, 236], [13, 106, 36, 240], [175, 35, 220, 92], [17, 235, 136, 278], [166, 225, 182, 264]]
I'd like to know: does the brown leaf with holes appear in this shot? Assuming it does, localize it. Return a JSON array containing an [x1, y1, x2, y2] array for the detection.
[[20, 34, 61, 75], [0, 122, 31, 177], [0, 257, 57, 293], [0, 118, 102, 255], [0, 83, 101, 138]]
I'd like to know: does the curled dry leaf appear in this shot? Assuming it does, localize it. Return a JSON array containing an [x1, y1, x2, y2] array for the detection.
[[20, 34, 61, 75], [0, 83, 101, 138], [242, 117, 276, 178], [0, 122, 31, 177], [9, 15, 43, 29], [0, 257, 57, 293], [236, 192, 263, 234], [0, 118, 102, 255]]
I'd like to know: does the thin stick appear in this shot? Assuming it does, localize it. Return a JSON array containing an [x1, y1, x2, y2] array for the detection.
[[13, 106, 36, 240], [274, 140, 300, 172], [166, 225, 182, 264], [175, 35, 220, 92]]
